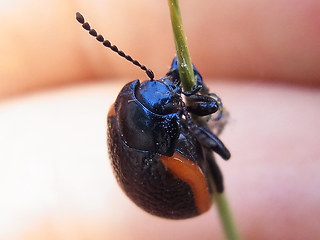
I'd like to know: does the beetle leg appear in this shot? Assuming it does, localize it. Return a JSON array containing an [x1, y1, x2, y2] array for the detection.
[[180, 100, 230, 160], [182, 76, 203, 96], [193, 125, 231, 160], [208, 93, 224, 120], [204, 149, 224, 193], [186, 95, 219, 116], [207, 108, 229, 136]]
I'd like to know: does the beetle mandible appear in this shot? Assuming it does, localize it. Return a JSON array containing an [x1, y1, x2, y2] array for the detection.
[[76, 12, 230, 219]]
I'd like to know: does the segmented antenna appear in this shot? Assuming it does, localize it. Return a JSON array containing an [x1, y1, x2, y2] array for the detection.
[[76, 12, 154, 80]]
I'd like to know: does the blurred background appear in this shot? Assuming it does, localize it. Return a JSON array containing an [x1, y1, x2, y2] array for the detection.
[[0, 0, 320, 239], [1, 0, 320, 98]]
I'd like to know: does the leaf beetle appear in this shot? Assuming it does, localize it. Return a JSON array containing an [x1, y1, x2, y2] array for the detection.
[[76, 12, 230, 219]]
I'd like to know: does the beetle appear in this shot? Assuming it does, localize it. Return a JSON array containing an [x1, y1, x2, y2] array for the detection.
[[76, 12, 231, 219]]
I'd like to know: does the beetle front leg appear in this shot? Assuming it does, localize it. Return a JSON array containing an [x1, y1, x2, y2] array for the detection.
[[182, 76, 203, 96], [186, 95, 219, 116], [193, 124, 231, 160]]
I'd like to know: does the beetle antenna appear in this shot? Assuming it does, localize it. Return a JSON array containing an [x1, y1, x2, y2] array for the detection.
[[76, 12, 154, 80]]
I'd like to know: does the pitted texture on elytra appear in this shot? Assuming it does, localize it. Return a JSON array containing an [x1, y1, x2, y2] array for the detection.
[[107, 115, 198, 219]]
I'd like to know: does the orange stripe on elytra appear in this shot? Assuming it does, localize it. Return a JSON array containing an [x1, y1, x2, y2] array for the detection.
[[159, 152, 211, 214], [108, 103, 116, 117]]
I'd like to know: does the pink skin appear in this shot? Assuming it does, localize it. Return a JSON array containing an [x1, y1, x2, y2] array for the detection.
[[0, 80, 319, 240], [0, 1, 319, 239], [0, 0, 320, 98]]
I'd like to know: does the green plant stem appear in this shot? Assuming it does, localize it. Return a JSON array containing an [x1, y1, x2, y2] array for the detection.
[[168, 1, 240, 239], [216, 193, 241, 240], [168, 0, 195, 91]]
